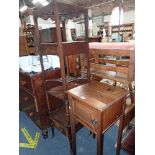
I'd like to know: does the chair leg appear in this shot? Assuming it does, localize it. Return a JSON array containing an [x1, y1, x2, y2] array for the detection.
[[89, 130, 96, 139]]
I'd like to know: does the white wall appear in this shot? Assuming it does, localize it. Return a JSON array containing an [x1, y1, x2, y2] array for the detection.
[[104, 15, 111, 23], [123, 10, 135, 24], [23, 15, 55, 29], [23, 15, 76, 30], [103, 10, 135, 25], [92, 16, 103, 26], [75, 23, 85, 36]]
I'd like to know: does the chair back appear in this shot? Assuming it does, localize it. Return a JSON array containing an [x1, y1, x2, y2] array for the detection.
[[89, 49, 135, 84]]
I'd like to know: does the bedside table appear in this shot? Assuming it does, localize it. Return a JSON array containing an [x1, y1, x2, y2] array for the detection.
[[67, 80, 127, 155]]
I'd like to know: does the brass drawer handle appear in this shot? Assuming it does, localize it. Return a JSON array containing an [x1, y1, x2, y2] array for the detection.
[[90, 119, 97, 126]]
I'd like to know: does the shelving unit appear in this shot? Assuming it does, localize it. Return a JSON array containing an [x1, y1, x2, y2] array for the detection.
[[112, 23, 134, 40], [23, 24, 35, 47], [23, 24, 35, 54]]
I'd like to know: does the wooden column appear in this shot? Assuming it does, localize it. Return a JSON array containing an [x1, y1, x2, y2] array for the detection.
[[33, 15, 48, 129]]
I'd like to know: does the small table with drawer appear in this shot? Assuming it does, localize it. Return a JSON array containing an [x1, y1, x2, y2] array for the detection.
[[67, 80, 127, 155]]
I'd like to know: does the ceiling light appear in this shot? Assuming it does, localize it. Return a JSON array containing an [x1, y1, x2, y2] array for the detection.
[[32, 0, 49, 6], [42, 1, 49, 6], [32, 0, 38, 4], [20, 5, 28, 12]]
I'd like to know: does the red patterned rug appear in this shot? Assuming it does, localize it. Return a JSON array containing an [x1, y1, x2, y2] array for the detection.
[[121, 127, 135, 155]]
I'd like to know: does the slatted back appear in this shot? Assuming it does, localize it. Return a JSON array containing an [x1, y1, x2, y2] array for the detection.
[[89, 49, 135, 84]]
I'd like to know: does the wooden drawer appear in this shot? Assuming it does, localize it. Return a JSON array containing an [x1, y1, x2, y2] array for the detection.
[[102, 98, 124, 131], [72, 97, 99, 131]]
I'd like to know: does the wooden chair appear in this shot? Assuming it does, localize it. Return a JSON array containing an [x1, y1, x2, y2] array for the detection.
[[32, 2, 90, 154], [89, 48, 135, 155]]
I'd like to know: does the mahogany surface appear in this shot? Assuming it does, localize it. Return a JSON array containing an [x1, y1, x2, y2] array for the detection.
[[68, 80, 127, 155]]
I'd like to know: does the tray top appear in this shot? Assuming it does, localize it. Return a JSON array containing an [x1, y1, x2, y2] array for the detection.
[[67, 80, 127, 111]]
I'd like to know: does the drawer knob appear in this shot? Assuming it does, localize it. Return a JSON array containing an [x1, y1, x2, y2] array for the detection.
[[90, 119, 97, 126]]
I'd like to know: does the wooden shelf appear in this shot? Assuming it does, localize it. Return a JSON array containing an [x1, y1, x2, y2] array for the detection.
[[49, 105, 83, 136], [47, 77, 88, 101], [111, 23, 134, 39], [23, 24, 35, 47]]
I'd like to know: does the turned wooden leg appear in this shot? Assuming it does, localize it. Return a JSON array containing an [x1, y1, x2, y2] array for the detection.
[[116, 116, 124, 155], [97, 132, 103, 155]]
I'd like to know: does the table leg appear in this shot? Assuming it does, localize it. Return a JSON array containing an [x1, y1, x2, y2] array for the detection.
[[70, 115, 76, 155], [68, 95, 76, 155], [97, 132, 103, 155]]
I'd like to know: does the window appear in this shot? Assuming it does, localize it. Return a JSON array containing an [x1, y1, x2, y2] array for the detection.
[[111, 7, 123, 25]]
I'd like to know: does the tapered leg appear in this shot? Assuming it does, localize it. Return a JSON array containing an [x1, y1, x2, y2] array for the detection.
[[67, 127, 73, 155], [51, 122, 55, 138], [97, 132, 103, 155], [116, 116, 124, 155], [70, 115, 76, 155], [68, 95, 76, 155]]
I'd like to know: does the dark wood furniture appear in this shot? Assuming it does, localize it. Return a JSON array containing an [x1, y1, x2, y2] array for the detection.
[[19, 68, 61, 138], [68, 80, 127, 155], [19, 36, 29, 56], [32, 1, 90, 152], [89, 48, 135, 154]]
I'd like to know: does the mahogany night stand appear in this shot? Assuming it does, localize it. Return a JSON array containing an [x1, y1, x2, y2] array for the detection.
[[67, 80, 127, 155]]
